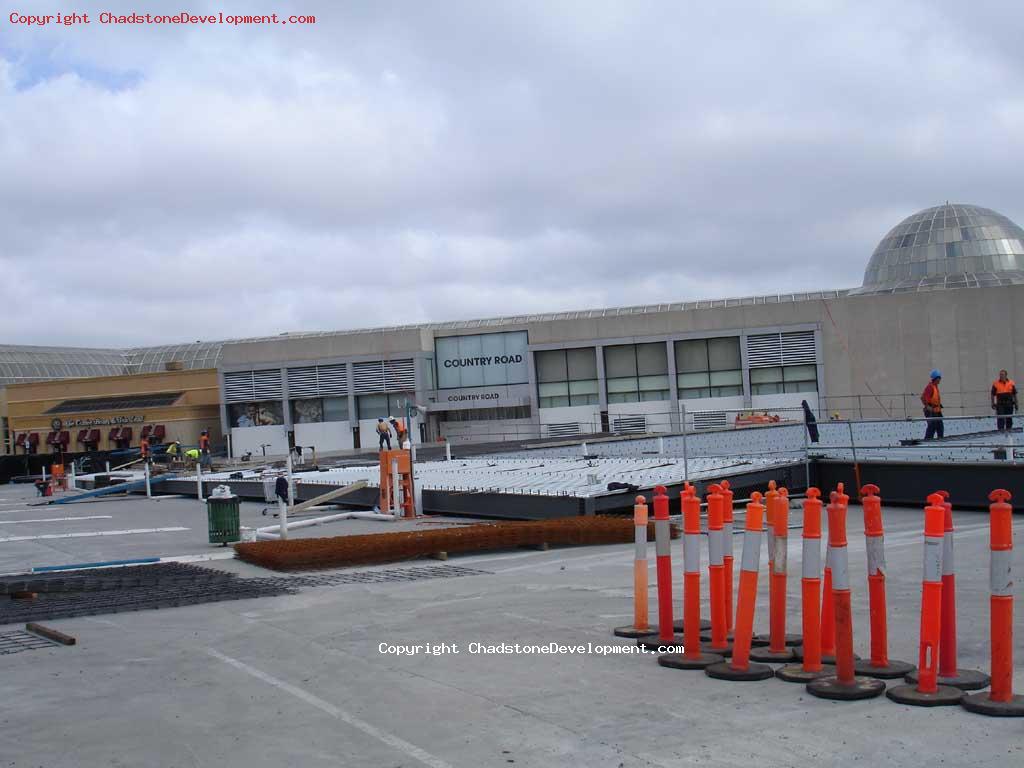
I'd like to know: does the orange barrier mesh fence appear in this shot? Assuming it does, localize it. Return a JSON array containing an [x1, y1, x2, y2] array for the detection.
[[235, 517, 676, 571]]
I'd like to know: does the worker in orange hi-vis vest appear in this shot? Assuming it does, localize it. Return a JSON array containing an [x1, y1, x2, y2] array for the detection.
[[991, 370, 1018, 432], [920, 369, 943, 440], [389, 416, 408, 448]]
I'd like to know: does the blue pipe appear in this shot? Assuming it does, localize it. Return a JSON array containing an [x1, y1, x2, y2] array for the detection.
[[32, 557, 161, 573]]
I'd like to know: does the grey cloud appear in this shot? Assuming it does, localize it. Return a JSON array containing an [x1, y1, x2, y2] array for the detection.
[[2, 0, 1024, 345]]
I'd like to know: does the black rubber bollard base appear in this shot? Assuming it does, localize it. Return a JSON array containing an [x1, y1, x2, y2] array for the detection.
[[793, 647, 859, 664], [749, 646, 796, 663], [960, 692, 1024, 717], [658, 651, 724, 670], [807, 675, 887, 701], [613, 625, 658, 639], [637, 635, 685, 653], [853, 658, 915, 680], [704, 660, 775, 681], [673, 618, 712, 633], [776, 663, 836, 683], [700, 642, 733, 658], [886, 683, 964, 707], [905, 668, 991, 691], [753, 633, 803, 647]]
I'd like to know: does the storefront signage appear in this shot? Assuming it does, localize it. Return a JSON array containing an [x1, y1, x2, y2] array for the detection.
[[64, 415, 145, 427], [435, 331, 529, 389], [429, 383, 532, 411]]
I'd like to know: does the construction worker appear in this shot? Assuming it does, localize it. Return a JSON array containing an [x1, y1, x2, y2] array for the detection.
[[199, 430, 212, 468], [991, 369, 1018, 432], [389, 416, 408, 448], [140, 434, 151, 462], [921, 369, 944, 439], [377, 417, 392, 450], [185, 447, 201, 463], [801, 399, 819, 443]]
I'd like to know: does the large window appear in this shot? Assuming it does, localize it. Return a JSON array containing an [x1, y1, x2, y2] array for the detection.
[[357, 392, 414, 420], [604, 343, 669, 403], [675, 337, 743, 399], [536, 348, 599, 408], [750, 364, 818, 395], [290, 396, 349, 424]]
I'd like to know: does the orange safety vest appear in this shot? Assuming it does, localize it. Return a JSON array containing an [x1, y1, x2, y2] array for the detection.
[[922, 382, 941, 410], [199, 434, 210, 450], [392, 419, 407, 435], [140, 439, 150, 457], [993, 379, 1016, 395]]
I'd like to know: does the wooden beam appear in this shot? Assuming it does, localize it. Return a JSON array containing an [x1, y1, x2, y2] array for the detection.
[[289, 481, 368, 516]]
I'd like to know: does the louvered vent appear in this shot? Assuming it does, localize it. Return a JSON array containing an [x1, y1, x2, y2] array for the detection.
[[353, 359, 415, 394], [747, 331, 816, 368], [691, 410, 728, 431], [223, 371, 255, 403], [287, 364, 348, 398], [252, 369, 283, 399]]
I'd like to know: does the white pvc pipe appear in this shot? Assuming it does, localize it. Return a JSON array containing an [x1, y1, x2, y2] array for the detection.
[[391, 458, 401, 517], [42, 466, 47, 481], [145, 462, 152, 498], [256, 510, 398, 536], [69, 463, 77, 491], [277, 498, 289, 540], [445, 441, 451, 461], [196, 462, 204, 502]]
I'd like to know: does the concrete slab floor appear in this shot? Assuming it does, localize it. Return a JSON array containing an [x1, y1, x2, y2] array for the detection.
[[1, 486, 1022, 767]]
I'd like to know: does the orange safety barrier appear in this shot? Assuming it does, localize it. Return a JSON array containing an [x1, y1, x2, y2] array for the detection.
[[961, 490, 1024, 716], [721, 479, 735, 635], [701, 484, 731, 658], [807, 489, 885, 700], [777, 488, 832, 682], [658, 485, 724, 669], [853, 484, 914, 679], [754, 481, 779, 650], [613, 495, 656, 639], [638, 485, 683, 652], [752, 485, 797, 661], [705, 492, 774, 681], [887, 494, 965, 706]]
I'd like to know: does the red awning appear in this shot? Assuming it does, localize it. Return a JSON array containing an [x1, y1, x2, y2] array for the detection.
[[109, 427, 122, 440], [46, 431, 58, 445], [140, 425, 153, 439], [15, 432, 27, 444], [119, 427, 133, 442], [28, 433, 39, 446], [58, 431, 69, 445], [76, 429, 89, 443], [87, 429, 101, 443], [153, 425, 166, 440]]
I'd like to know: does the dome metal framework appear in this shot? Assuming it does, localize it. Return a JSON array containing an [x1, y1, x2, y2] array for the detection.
[[853, 203, 1024, 295]]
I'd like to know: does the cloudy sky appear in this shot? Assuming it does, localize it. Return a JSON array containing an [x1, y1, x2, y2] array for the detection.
[[3, 1, 1023, 347]]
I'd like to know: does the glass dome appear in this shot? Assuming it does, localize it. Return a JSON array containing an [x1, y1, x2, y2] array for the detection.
[[852, 203, 1024, 294]]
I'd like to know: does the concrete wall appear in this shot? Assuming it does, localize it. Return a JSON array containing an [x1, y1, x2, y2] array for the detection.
[[293, 420, 353, 453]]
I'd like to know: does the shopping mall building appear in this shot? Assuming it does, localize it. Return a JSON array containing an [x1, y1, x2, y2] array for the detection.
[[3, 203, 1024, 458]]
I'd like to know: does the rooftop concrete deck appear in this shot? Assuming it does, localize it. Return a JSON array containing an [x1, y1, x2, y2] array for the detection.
[[1, 482, 1022, 767]]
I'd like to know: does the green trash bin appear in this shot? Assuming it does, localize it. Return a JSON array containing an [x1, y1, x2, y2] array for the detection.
[[207, 494, 241, 546]]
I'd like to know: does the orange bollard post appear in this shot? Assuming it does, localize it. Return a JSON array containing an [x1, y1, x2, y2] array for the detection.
[[752, 486, 798, 661], [638, 485, 684, 652], [705, 492, 774, 681], [853, 485, 915, 679], [701, 485, 733, 658], [962, 490, 1024, 716], [614, 495, 657, 639], [660, 486, 724, 669], [672, 483, 710, 635], [777, 488, 834, 682], [721, 479, 735, 636], [887, 494, 965, 706], [752, 481, 779, 648], [807, 492, 885, 700]]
